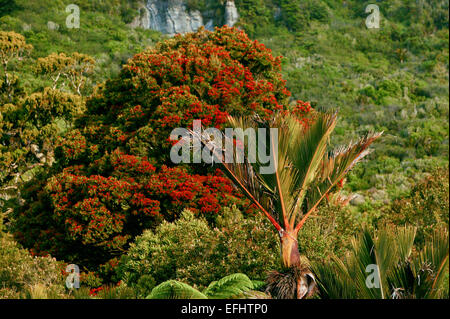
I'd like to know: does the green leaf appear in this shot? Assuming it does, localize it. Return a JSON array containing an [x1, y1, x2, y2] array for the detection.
[[203, 273, 254, 299], [147, 280, 207, 299]]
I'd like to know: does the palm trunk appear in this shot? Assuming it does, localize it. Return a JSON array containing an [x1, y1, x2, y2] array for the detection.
[[267, 229, 316, 299], [280, 230, 301, 268]]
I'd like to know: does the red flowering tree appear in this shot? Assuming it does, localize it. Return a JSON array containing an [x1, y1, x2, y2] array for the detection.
[[13, 26, 310, 277]]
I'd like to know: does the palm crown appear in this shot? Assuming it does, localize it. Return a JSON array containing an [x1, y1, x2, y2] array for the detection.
[[191, 110, 382, 270], [188, 109, 382, 299]]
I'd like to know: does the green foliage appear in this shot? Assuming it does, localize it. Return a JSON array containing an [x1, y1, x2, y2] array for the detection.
[[312, 226, 449, 299], [0, 0, 163, 86], [0, 0, 448, 299], [203, 273, 255, 299], [1, 0, 448, 208], [13, 26, 290, 279], [200, 110, 380, 271], [382, 167, 449, 246], [118, 208, 279, 297], [0, 31, 33, 103], [297, 203, 362, 262], [35, 52, 96, 95], [147, 273, 262, 299], [148, 281, 208, 299], [278, 0, 330, 32], [0, 223, 66, 298], [186, 0, 208, 12], [255, 0, 449, 200], [0, 84, 85, 209], [91, 284, 137, 299]]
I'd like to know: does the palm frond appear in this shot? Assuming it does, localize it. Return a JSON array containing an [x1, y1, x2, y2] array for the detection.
[[312, 226, 449, 299], [189, 111, 381, 237], [190, 115, 282, 231], [287, 113, 337, 225], [312, 256, 358, 299], [296, 131, 383, 231], [415, 227, 449, 298]]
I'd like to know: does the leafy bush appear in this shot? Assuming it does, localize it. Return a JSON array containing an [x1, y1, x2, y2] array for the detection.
[[118, 208, 279, 297], [0, 218, 66, 299], [297, 202, 362, 262], [0, 85, 85, 211], [277, 0, 330, 32], [381, 167, 449, 246], [15, 162, 243, 270]]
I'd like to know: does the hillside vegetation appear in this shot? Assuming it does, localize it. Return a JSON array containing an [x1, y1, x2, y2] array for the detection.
[[0, 0, 448, 299], [1, 0, 448, 203]]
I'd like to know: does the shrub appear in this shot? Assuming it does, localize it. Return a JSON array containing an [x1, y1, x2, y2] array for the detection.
[[147, 273, 263, 299], [15, 163, 244, 270], [0, 222, 66, 299], [117, 207, 279, 297], [277, 0, 329, 32], [297, 202, 362, 262], [381, 167, 449, 246]]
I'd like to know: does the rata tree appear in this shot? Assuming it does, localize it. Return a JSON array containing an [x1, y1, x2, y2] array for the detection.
[[191, 111, 382, 298], [13, 26, 300, 277]]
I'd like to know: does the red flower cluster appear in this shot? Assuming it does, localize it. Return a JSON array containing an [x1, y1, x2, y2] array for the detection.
[[89, 286, 103, 297], [117, 26, 292, 156], [56, 130, 87, 161], [289, 100, 315, 128], [146, 165, 243, 220]]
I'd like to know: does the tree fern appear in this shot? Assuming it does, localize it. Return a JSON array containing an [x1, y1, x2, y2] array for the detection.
[[203, 273, 254, 299], [147, 274, 266, 299], [147, 280, 207, 299]]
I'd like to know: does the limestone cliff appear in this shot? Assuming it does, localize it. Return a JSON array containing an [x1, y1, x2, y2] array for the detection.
[[130, 0, 239, 36]]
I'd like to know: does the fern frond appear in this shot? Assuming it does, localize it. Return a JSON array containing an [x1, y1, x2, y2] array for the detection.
[[203, 273, 254, 299], [147, 280, 207, 299]]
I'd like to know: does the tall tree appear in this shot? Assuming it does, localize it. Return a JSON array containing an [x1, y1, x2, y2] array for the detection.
[[0, 31, 32, 103], [35, 52, 95, 95]]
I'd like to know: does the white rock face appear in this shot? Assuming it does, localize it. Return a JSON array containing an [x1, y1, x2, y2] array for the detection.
[[224, 0, 239, 27], [47, 21, 60, 31], [147, 0, 204, 35], [129, 3, 151, 29], [130, 0, 239, 35]]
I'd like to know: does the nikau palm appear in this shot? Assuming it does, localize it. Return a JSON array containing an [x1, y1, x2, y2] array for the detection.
[[312, 227, 449, 299], [189, 111, 382, 298]]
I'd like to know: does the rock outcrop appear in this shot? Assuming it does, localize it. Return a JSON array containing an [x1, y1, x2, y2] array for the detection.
[[130, 0, 239, 36], [224, 0, 239, 27]]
